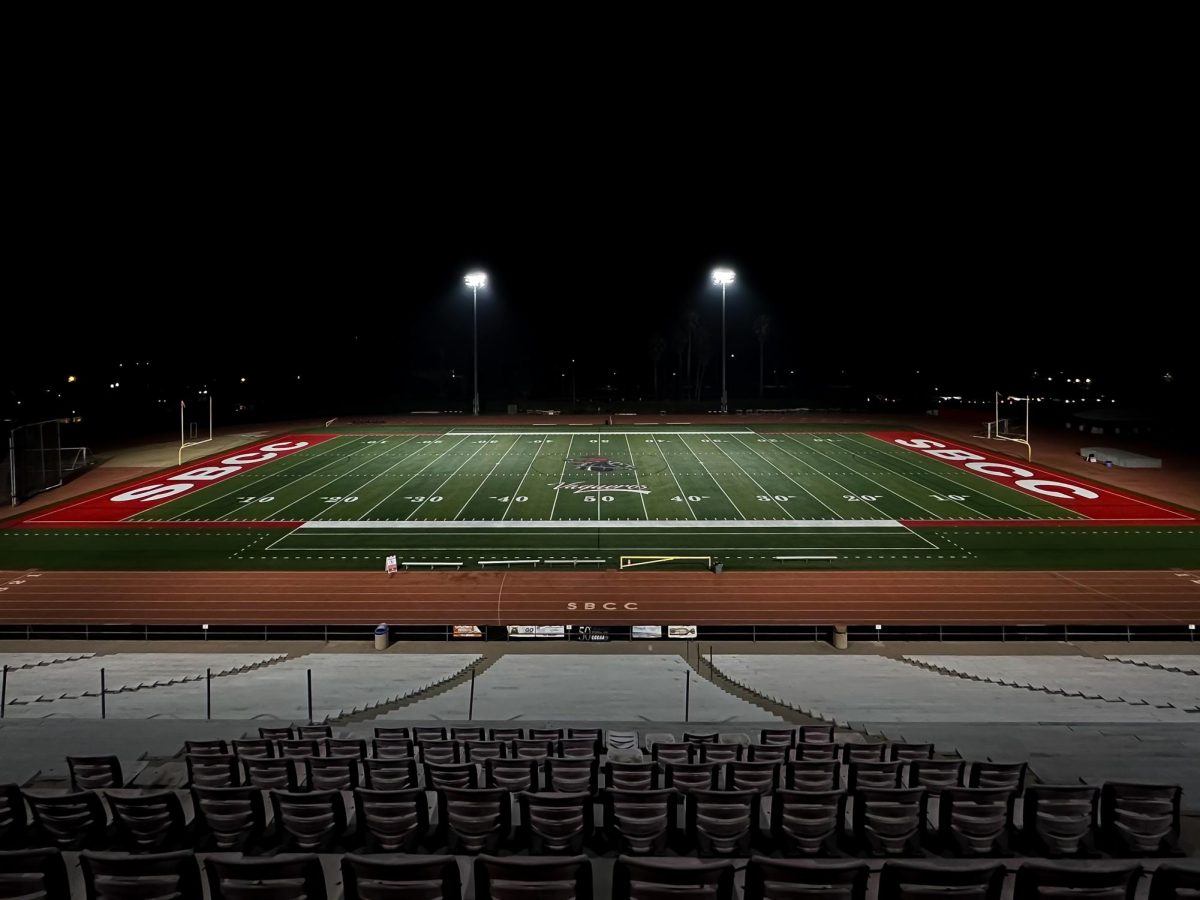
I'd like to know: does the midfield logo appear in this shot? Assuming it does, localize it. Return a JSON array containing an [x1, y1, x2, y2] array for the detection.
[[551, 481, 651, 495], [571, 456, 633, 472]]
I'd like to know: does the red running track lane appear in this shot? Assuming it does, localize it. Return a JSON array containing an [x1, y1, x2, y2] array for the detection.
[[1, 570, 1198, 626]]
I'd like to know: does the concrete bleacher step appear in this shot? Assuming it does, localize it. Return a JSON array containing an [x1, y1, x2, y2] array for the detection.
[[1104, 654, 1200, 675], [0, 651, 96, 671], [337, 654, 502, 724]]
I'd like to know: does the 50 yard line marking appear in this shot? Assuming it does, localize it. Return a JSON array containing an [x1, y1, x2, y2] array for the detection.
[[548, 435, 580, 522], [623, 434, 650, 520]]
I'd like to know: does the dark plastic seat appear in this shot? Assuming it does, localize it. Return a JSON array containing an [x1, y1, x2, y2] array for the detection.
[[936, 787, 1015, 856], [786, 760, 842, 792], [560, 738, 600, 759], [613, 855, 734, 900], [969, 761, 1027, 794], [1013, 861, 1141, 900], [270, 790, 348, 852], [651, 742, 694, 767], [0, 847, 70, 900], [364, 758, 420, 791], [842, 744, 886, 765], [374, 726, 411, 740], [305, 756, 360, 792], [519, 791, 594, 854], [81, 849, 203, 900], [327, 738, 368, 759], [425, 762, 477, 791], [105, 791, 191, 853], [185, 753, 241, 789], [761, 728, 799, 747], [512, 739, 555, 762], [846, 760, 903, 793], [770, 789, 846, 857], [372, 738, 416, 760], [1022, 785, 1099, 856], [546, 757, 599, 794], [1149, 864, 1200, 900], [879, 860, 1004, 900], [67, 756, 124, 791], [684, 732, 719, 744], [420, 739, 461, 766], [888, 742, 934, 762], [568, 728, 604, 756], [258, 726, 293, 743], [183, 739, 228, 757], [725, 761, 779, 796], [699, 744, 741, 764], [464, 741, 507, 763], [909, 758, 965, 794], [793, 743, 839, 762], [451, 727, 485, 741], [231, 739, 275, 760], [602, 788, 679, 855], [530, 728, 565, 741], [800, 726, 836, 745], [486, 758, 539, 793], [476, 854, 592, 900], [295, 725, 332, 741], [746, 744, 789, 764], [191, 786, 267, 852], [1101, 782, 1183, 856], [665, 762, 720, 794], [205, 853, 327, 900], [242, 757, 300, 792], [686, 788, 759, 857], [437, 787, 511, 854], [353, 787, 429, 852], [745, 857, 868, 900], [413, 726, 448, 742], [606, 761, 658, 791], [342, 852, 461, 900], [24, 791, 108, 850], [278, 738, 321, 760], [490, 727, 525, 742], [0, 784, 29, 849], [851, 787, 927, 856]]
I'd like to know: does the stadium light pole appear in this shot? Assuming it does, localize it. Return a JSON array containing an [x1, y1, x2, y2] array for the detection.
[[465, 272, 487, 416], [711, 268, 735, 414]]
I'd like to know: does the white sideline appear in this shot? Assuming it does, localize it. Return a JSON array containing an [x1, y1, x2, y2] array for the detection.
[[299, 518, 902, 530]]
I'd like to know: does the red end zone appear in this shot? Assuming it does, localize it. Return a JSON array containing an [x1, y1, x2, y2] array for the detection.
[[16, 434, 337, 526], [870, 431, 1197, 524]]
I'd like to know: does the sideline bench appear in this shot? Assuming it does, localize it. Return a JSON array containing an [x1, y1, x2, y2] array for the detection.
[[479, 559, 541, 569], [401, 561, 464, 570], [543, 559, 606, 568]]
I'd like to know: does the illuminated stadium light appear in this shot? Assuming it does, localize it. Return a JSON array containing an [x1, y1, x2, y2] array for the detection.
[[464, 272, 487, 289], [465, 272, 488, 415], [711, 268, 736, 413], [711, 268, 735, 286]]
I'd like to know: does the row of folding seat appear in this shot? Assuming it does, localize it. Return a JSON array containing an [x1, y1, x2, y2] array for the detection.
[[1, 846, 1197, 900]]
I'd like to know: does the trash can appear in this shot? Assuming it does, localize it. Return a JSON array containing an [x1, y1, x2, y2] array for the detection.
[[712, 562, 723, 575], [374, 623, 389, 651]]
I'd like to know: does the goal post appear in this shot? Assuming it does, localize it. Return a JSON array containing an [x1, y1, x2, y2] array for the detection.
[[619, 555, 713, 570], [984, 392, 1032, 462], [178, 395, 214, 465]]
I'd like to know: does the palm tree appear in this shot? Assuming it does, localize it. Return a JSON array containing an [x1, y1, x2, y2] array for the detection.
[[754, 314, 771, 398]]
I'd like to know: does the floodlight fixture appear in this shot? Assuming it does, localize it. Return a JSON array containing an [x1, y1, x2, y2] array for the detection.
[[465, 272, 487, 289], [711, 268, 735, 286]]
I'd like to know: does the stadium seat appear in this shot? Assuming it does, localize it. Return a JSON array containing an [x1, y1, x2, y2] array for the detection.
[[518, 790, 594, 854], [190, 786, 267, 852], [242, 757, 300, 792], [531, 728, 566, 741], [464, 740, 507, 762], [342, 853, 461, 900], [67, 755, 124, 791], [353, 787, 429, 852], [908, 758, 965, 794], [414, 726, 448, 742], [851, 787, 927, 856], [602, 788, 679, 855], [185, 753, 241, 789], [475, 854, 592, 900], [614, 855, 734, 900], [425, 762, 477, 791], [451, 726, 485, 741], [305, 756, 360, 792], [24, 791, 108, 850], [888, 742, 934, 762], [606, 761, 658, 791], [295, 725, 332, 741], [684, 732, 720, 745], [0, 847, 70, 900], [205, 853, 327, 900], [485, 758, 539, 793], [269, 789, 348, 852], [231, 739, 275, 760], [1100, 782, 1183, 856], [665, 762, 720, 794], [786, 760, 841, 792], [491, 727, 525, 742], [258, 726, 293, 744], [560, 737, 600, 759], [372, 737, 415, 760], [374, 726, 412, 740], [278, 738, 321, 760], [878, 860, 1004, 900], [569, 727, 605, 756], [770, 789, 847, 857], [747, 744, 789, 764], [699, 743, 742, 764], [546, 757, 599, 794], [793, 743, 839, 762], [183, 739, 228, 757], [81, 849, 203, 900], [846, 760, 903, 793], [800, 726, 836, 745], [1149, 864, 1200, 900], [363, 758, 419, 791], [0, 785, 29, 849], [745, 857, 868, 900], [1013, 861, 1142, 900], [841, 744, 886, 765], [935, 787, 1016, 856], [327, 738, 368, 759], [760, 728, 798, 747], [969, 761, 1027, 794], [512, 739, 555, 762], [606, 731, 641, 761], [105, 791, 191, 853], [651, 742, 694, 767], [437, 787, 511, 854], [686, 788, 759, 856], [1021, 785, 1099, 856], [725, 761, 780, 796]]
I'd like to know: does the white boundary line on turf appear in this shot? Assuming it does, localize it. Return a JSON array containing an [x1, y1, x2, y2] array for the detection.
[[263, 543, 929, 552], [298, 518, 900, 529], [675, 435, 748, 519], [444, 430, 755, 436]]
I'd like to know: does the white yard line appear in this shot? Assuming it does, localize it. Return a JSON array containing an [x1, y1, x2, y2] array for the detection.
[[300, 518, 900, 529], [596, 432, 602, 522], [353, 435, 472, 521], [651, 436, 698, 520], [729, 434, 844, 519], [405, 437, 495, 520], [503, 436, 551, 520], [548, 435, 580, 522], [676, 435, 748, 519], [624, 434, 651, 521], [693, 435, 794, 520], [451, 435, 524, 519]]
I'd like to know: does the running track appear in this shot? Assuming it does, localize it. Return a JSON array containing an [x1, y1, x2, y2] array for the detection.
[[2, 570, 1198, 626]]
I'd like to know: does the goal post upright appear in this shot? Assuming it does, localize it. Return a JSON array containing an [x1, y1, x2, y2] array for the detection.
[[989, 391, 1033, 463], [178, 394, 214, 465]]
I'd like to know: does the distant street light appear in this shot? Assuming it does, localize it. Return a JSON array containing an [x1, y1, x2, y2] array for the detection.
[[711, 268, 735, 414], [465, 272, 487, 416]]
